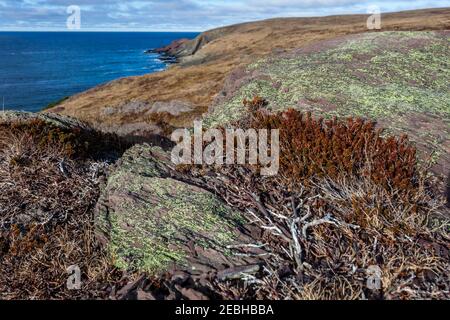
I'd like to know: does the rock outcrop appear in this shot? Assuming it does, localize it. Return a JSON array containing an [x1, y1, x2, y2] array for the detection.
[[205, 31, 450, 182], [0, 110, 94, 132], [95, 144, 262, 275]]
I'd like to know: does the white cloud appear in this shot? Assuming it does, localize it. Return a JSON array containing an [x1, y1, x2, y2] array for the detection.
[[0, 0, 449, 31]]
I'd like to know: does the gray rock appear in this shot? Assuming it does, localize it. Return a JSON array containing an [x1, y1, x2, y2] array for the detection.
[[95, 143, 260, 274]]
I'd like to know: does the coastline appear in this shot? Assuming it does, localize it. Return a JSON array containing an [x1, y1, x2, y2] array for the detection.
[[0, 32, 198, 112], [47, 7, 450, 131], [1, 7, 449, 301], [145, 38, 191, 64]]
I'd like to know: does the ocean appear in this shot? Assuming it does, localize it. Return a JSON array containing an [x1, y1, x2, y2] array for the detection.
[[0, 32, 199, 112]]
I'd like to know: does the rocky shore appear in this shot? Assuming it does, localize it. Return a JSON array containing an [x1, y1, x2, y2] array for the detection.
[[145, 38, 191, 64]]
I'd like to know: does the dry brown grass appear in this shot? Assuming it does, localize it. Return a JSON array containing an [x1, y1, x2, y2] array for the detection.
[[49, 8, 450, 133], [182, 101, 450, 300], [0, 121, 124, 299]]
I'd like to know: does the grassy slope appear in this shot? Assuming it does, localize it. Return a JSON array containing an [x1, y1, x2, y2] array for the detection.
[[47, 8, 450, 133]]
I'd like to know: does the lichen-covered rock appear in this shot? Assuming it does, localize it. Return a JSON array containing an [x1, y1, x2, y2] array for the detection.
[[207, 31, 450, 125], [206, 31, 450, 180], [95, 144, 257, 274]]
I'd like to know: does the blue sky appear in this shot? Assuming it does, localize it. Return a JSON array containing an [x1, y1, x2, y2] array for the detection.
[[0, 0, 449, 31]]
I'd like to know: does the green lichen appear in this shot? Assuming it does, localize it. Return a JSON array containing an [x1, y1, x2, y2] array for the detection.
[[97, 145, 242, 274], [205, 31, 450, 127]]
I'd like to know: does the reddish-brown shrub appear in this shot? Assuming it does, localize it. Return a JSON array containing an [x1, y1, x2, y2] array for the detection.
[[1, 119, 123, 159], [0, 119, 125, 299], [193, 97, 449, 300], [241, 98, 417, 191]]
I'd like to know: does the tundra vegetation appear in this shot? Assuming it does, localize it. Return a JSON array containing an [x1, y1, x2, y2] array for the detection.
[[206, 31, 450, 182], [187, 98, 449, 299], [1, 97, 448, 299], [1, 10, 449, 300]]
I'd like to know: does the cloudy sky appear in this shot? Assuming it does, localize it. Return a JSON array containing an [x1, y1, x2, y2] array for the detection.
[[0, 0, 448, 31]]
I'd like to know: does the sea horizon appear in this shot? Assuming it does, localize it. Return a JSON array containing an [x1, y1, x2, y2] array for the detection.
[[0, 30, 203, 33], [0, 31, 199, 112]]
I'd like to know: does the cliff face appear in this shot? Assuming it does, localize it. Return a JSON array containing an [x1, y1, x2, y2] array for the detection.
[[46, 8, 450, 135]]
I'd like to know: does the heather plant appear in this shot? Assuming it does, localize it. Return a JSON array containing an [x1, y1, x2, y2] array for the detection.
[[184, 97, 449, 299], [245, 99, 418, 191]]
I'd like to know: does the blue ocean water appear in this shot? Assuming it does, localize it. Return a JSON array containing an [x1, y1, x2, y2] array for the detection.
[[0, 32, 199, 112]]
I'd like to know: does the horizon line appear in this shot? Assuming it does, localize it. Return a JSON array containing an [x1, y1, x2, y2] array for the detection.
[[0, 30, 203, 33], [0, 6, 448, 33]]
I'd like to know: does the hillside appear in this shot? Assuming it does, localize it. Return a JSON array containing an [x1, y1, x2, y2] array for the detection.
[[47, 8, 450, 136], [2, 107, 449, 299]]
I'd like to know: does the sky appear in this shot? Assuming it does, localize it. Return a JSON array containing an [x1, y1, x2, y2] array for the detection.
[[0, 0, 449, 32]]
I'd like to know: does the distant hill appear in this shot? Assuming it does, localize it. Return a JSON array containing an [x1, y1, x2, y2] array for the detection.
[[47, 8, 450, 136]]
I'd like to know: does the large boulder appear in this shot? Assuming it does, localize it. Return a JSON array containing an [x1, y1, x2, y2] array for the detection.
[[205, 31, 450, 182], [95, 144, 261, 275]]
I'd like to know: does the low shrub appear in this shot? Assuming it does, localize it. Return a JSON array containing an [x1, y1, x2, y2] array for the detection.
[[0, 119, 124, 299], [1, 118, 124, 159], [243, 96, 417, 191], [183, 97, 449, 300]]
